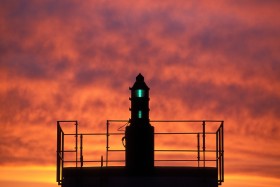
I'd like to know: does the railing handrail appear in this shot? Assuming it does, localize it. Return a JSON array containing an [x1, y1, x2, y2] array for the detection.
[[57, 120, 224, 185], [106, 119, 224, 123]]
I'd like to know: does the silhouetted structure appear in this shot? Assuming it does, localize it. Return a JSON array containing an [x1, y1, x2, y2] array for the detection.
[[56, 74, 224, 187], [126, 74, 154, 171]]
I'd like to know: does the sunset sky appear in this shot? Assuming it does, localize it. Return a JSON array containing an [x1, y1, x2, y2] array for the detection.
[[1, 0, 280, 187]]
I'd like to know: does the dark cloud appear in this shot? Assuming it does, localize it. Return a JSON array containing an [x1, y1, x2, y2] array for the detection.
[[149, 70, 280, 119], [0, 88, 31, 125]]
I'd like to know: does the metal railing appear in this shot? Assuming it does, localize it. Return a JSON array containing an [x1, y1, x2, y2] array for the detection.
[[56, 120, 224, 185]]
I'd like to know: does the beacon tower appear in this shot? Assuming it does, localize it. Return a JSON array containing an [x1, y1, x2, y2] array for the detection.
[[125, 73, 154, 171]]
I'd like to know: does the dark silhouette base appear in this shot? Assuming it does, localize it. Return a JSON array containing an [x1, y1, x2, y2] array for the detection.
[[62, 166, 218, 187]]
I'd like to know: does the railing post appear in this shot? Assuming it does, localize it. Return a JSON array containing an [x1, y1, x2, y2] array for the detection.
[[101, 155, 103, 167], [75, 121, 78, 167], [56, 122, 61, 183], [80, 134, 83, 167], [106, 120, 109, 167], [61, 130, 64, 183], [197, 133, 200, 167], [202, 121, 206, 167], [216, 126, 219, 183], [216, 121, 224, 184], [221, 121, 224, 182]]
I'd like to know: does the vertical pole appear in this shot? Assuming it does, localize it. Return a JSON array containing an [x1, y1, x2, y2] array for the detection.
[[106, 120, 109, 167], [220, 127, 222, 183], [62, 130, 64, 181], [219, 125, 222, 183], [75, 121, 78, 167], [80, 134, 83, 167], [202, 121, 206, 167], [221, 121, 224, 182], [56, 122, 60, 183], [216, 126, 219, 183], [101, 155, 103, 167], [197, 133, 200, 167]]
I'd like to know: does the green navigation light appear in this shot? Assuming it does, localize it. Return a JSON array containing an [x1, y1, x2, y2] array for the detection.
[[138, 110, 142, 118], [136, 89, 144, 97]]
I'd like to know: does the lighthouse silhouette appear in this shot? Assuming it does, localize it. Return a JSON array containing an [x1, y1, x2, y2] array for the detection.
[[56, 74, 224, 187], [125, 73, 154, 171]]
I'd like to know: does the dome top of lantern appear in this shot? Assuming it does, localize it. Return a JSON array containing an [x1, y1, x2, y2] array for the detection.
[[130, 73, 149, 91]]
